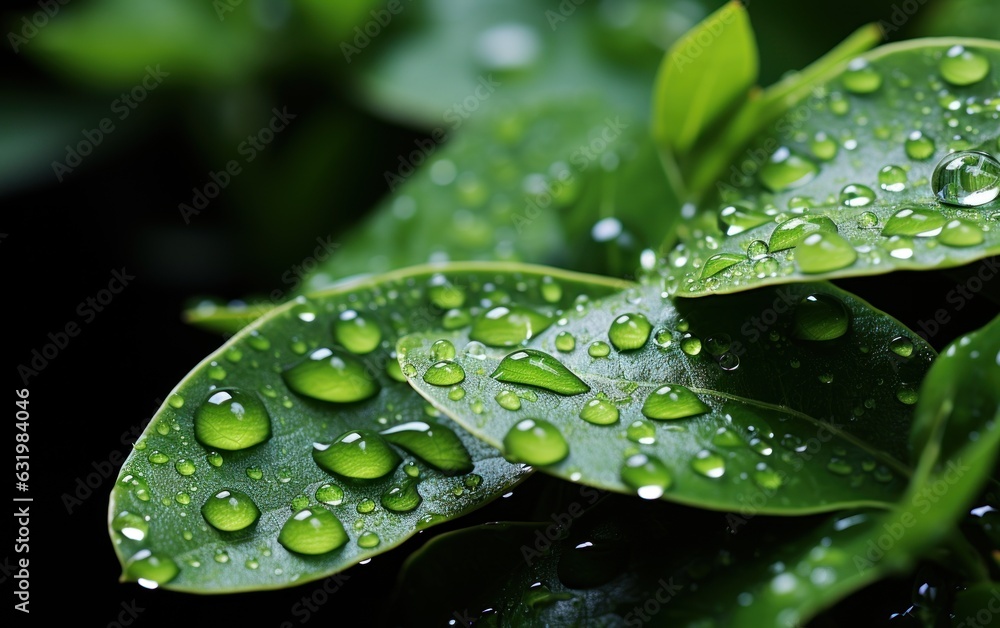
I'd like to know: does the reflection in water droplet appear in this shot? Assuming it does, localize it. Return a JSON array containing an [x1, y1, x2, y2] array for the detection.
[[491, 350, 590, 395], [932, 151, 1000, 207], [278, 507, 348, 555], [503, 418, 569, 465], [194, 389, 271, 451]]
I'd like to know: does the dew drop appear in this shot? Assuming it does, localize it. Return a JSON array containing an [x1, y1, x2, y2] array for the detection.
[[491, 349, 590, 395], [277, 507, 348, 555], [194, 389, 271, 451], [620, 454, 672, 499], [503, 419, 569, 465], [201, 489, 260, 531], [641, 385, 709, 420], [313, 430, 401, 479]]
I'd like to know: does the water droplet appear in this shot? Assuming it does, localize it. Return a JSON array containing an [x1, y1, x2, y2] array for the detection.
[[939, 218, 985, 247], [620, 454, 672, 499], [503, 418, 569, 465], [423, 360, 466, 386], [878, 165, 907, 192], [283, 348, 380, 403], [175, 459, 196, 476], [932, 151, 1000, 207], [626, 420, 656, 444], [704, 334, 731, 356], [442, 308, 471, 329], [357, 531, 380, 549], [588, 341, 611, 358], [201, 489, 260, 531], [207, 362, 227, 381], [796, 232, 857, 273], [939, 45, 991, 86], [718, 352, 740, 371], [112, 511, 148, 541], [313, 430, 401, 479], [464, 473, 482, 489], [857, 211, 879, 229], [793, 294, 850, 341], [245, 558, 259, 570], [246, 466, 263, 480], [290, 495, 309, 512], [380, 421, 474, 474], [842, 58, 882, 93], [746, 240, 769, 260], [126, 550, 179, 588], [167, 393, 185, 409], [608, 313, 652, 351], [356, 499, 376, 514], [469, 305, 552, 347], [315, 483, 344, 506], [653, 329, 672, 349], [839, 184, 876, 207], [691, 450, 726, 478], [540, 276, 562, 303], [381, 479, 422, 513], [555, 332, 575, 352], [680, 334, 702, 356], [206, 452, 223, 467], [579, 398, 620, 425], [429, 339, 457, 361], [332, 310, 381, 355], [882, 207, 947, 237], [194, 389, 271, 451], [753, 465, 784, 490], [719, 204, 771, 236], [753, 257, 780, 278], [428, 275, 466, 309], [809, 132, 838, 161], [491, 349, 590, 395], [416, 513, 445, 530], [121, 473, 151, 501], [889, 336, 914, 357], [148, 451, 169, 465], [904, 131, 935, 160], [760, 148, 818, 192], [642, 385, 709, 420], [712, 427, 744, 447], [896, 387, 918, 405], [701, 253, 744, 279], [769, 216, 838, 252], [448, 386, 466, 401], [495, 390, 522, 411], [247, 330, 270, 351], [826, 458, 853, 476], [278, 507, 348, 555]]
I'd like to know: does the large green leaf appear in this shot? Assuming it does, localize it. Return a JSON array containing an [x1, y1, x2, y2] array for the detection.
[[400, 281, 934, 513], [298, 101, 676, 294], [393, 319, 1000, 625], [663, 39, 1000, 296], [652, 1, 758, 156], [109, 263, 627, 592]]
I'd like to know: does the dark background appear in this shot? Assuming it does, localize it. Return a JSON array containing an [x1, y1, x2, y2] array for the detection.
[[5, 0, 998, 625]]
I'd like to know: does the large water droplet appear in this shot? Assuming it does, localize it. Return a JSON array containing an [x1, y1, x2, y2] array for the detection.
[[469, 306, 553, 347], [719, 204, 771, 236], [753, 464, 784, 489], [315, 483, 344, 506], [932, 151, 1000, 207], [641, 385, 709, 420], [277, 507, 348, 555], [126, 550, 179, 588], [194, 389, 271, 451], [588, 341, 611, 358], [769, 216, 838, 252], [938, 45, 990, 86], [579, 398, 620, 425], [626, 420, 656, 444], [555, 332, 576, 352], [796, 232, 857, 273], [422, 360, 466, 386], [201, 489, 260, 531], [904, 131, 935, 160], [760, 148, 818, 191], [793, 294, 850, 341], [428, 275, 466, 309], [842, 58, 882, 93], [810, 133, 838, 161], [380, 421, 474, 475], [503, 418, 569, 465], [431, 339, 457, 361], [491, 349, 590, 395], [691, 450, 726, 478], [882, 208, 947, 237], [938, 218, 985, 247], [283, 348, 380, 403], [878, 165, 907, 192], [701, 253, 744, 279], [313, 430, 401, 479], [112, 511, 149, 541], [608, 313, 652, 351], [839, 184, 876, 207], [334, 310, 382, 355], [381, 479, 422, 513], [620, 454, 672, 499]]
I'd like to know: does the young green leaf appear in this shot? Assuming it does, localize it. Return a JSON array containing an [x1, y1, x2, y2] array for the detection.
[[109, 263, 627, 592], [665, 39, 1000, 296], [652, 1, 758, 156], [400, 281, 934, 513]]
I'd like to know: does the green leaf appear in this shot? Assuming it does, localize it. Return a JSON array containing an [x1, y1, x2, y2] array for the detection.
[[652, 1, 758, 156], [298, 101, 675, 294], [665, 39, 1000, 297], [109, 263, 627, 592], [399, 280, 935, 513], [351, 0, 708, 126]]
